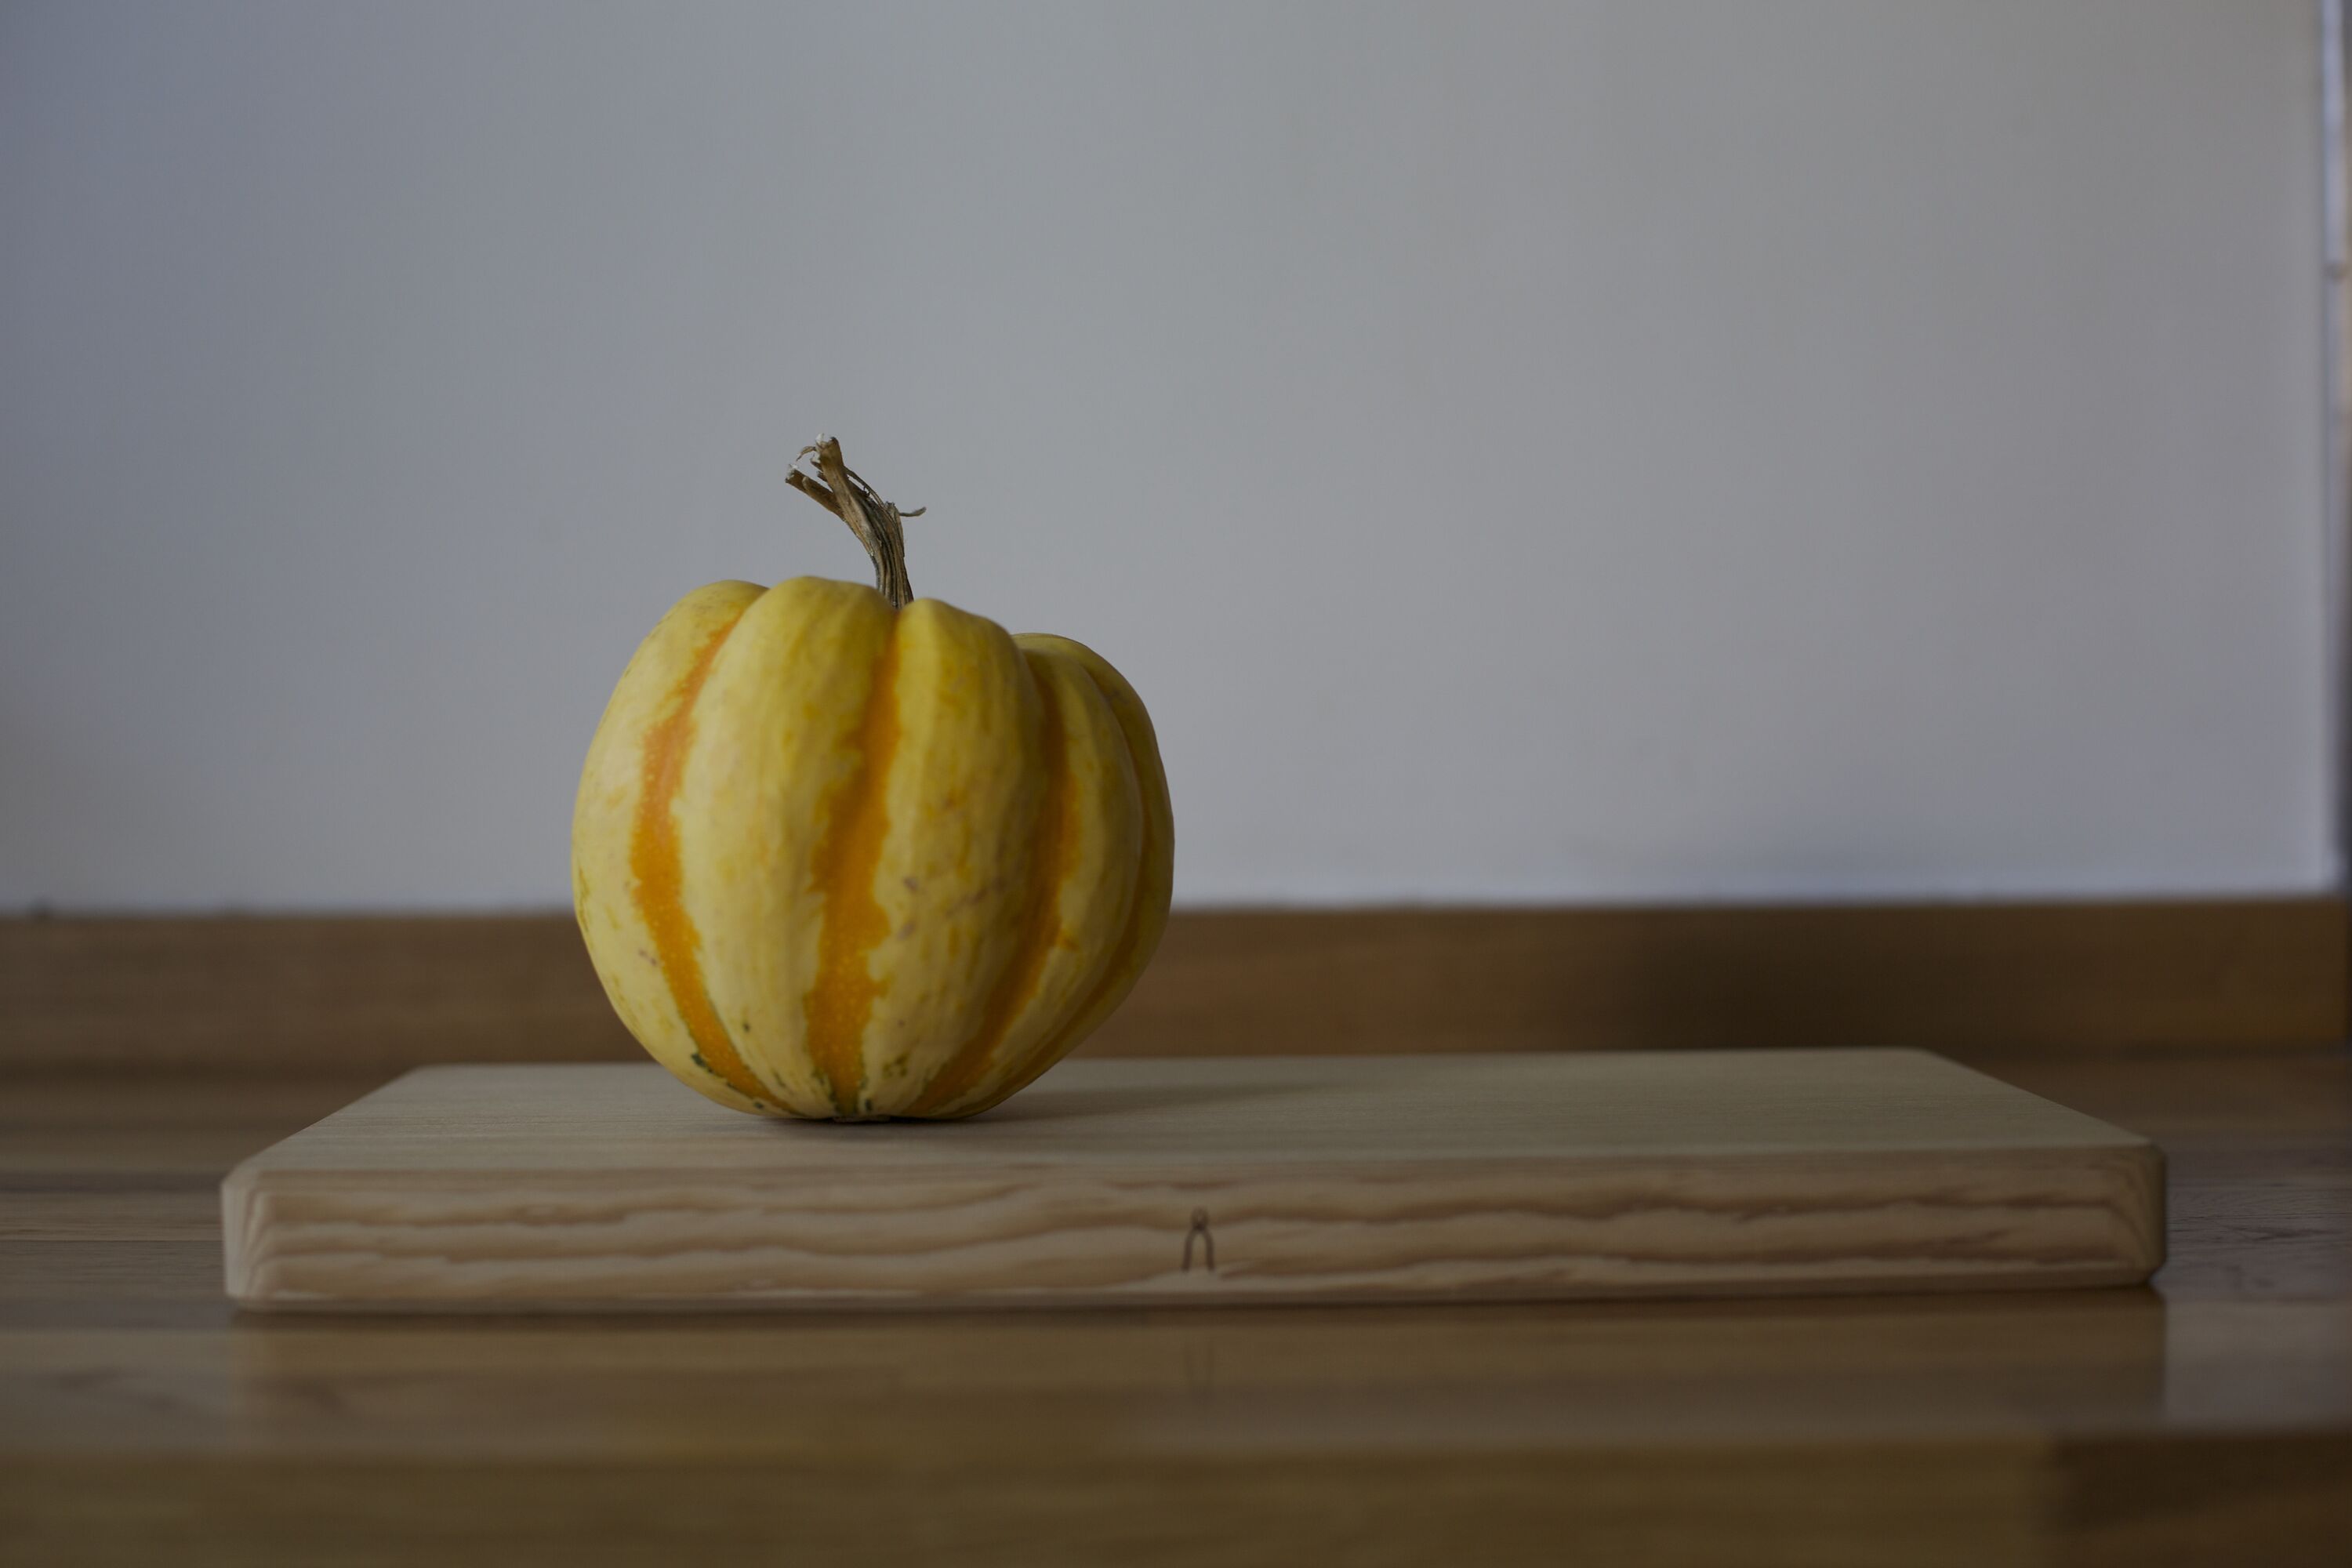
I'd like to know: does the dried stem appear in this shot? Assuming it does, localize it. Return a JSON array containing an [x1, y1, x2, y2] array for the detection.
[[786, 436, 924, 608]]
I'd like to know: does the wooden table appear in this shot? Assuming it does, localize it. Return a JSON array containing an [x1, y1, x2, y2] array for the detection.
[[5, 1048, 2348, 1566]]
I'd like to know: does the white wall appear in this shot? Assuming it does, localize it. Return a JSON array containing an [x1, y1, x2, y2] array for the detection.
[[0, 0, 2332, 909]]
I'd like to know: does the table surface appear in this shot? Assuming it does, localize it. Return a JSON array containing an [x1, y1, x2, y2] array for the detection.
[[5, 1047, 2350, 1566]]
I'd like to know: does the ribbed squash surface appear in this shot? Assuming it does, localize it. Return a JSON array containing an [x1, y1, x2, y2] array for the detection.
[[572, 577, 1172, 1120]]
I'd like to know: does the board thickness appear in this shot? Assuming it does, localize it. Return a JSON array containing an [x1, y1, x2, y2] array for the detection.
[[222, 1051, 2163, 1310]]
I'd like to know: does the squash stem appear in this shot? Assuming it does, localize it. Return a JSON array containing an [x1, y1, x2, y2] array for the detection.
[[787, 436, 923, 608]]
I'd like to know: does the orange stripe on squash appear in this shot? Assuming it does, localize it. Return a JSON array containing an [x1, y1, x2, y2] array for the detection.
[[801, 625, 904, 1115], [963, 664, 1166, 1114], [908, 654, 1076, 1116], [626, 604, 769, 1105]]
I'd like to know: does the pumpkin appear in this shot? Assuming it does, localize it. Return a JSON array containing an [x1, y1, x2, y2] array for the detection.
[[572, 438, 1173, 1120]]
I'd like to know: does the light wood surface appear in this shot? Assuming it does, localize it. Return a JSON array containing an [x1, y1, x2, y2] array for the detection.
[[2, 1048, 2346, 1563], [8, 898, 2342, 1071], [221, 1052, 2162, 1311]]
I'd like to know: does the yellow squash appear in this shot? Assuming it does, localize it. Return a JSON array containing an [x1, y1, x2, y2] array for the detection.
[[572, 439, 1172, 1120]]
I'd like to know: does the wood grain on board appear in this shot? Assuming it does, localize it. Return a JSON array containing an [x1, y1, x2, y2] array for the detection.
[[221, 1051, 2162, 1310]]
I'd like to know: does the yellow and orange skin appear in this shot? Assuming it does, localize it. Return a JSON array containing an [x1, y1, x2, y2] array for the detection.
[[571, 578, 1172, 1120]]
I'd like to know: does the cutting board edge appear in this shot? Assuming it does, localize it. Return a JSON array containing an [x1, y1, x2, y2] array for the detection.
[[224, 1261, 2164, 1315], [220, 1137, 2163, 1311]]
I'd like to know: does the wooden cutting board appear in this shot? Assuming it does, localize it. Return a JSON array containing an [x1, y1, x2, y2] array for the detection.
[[222, 1051, 2162, 1311]]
